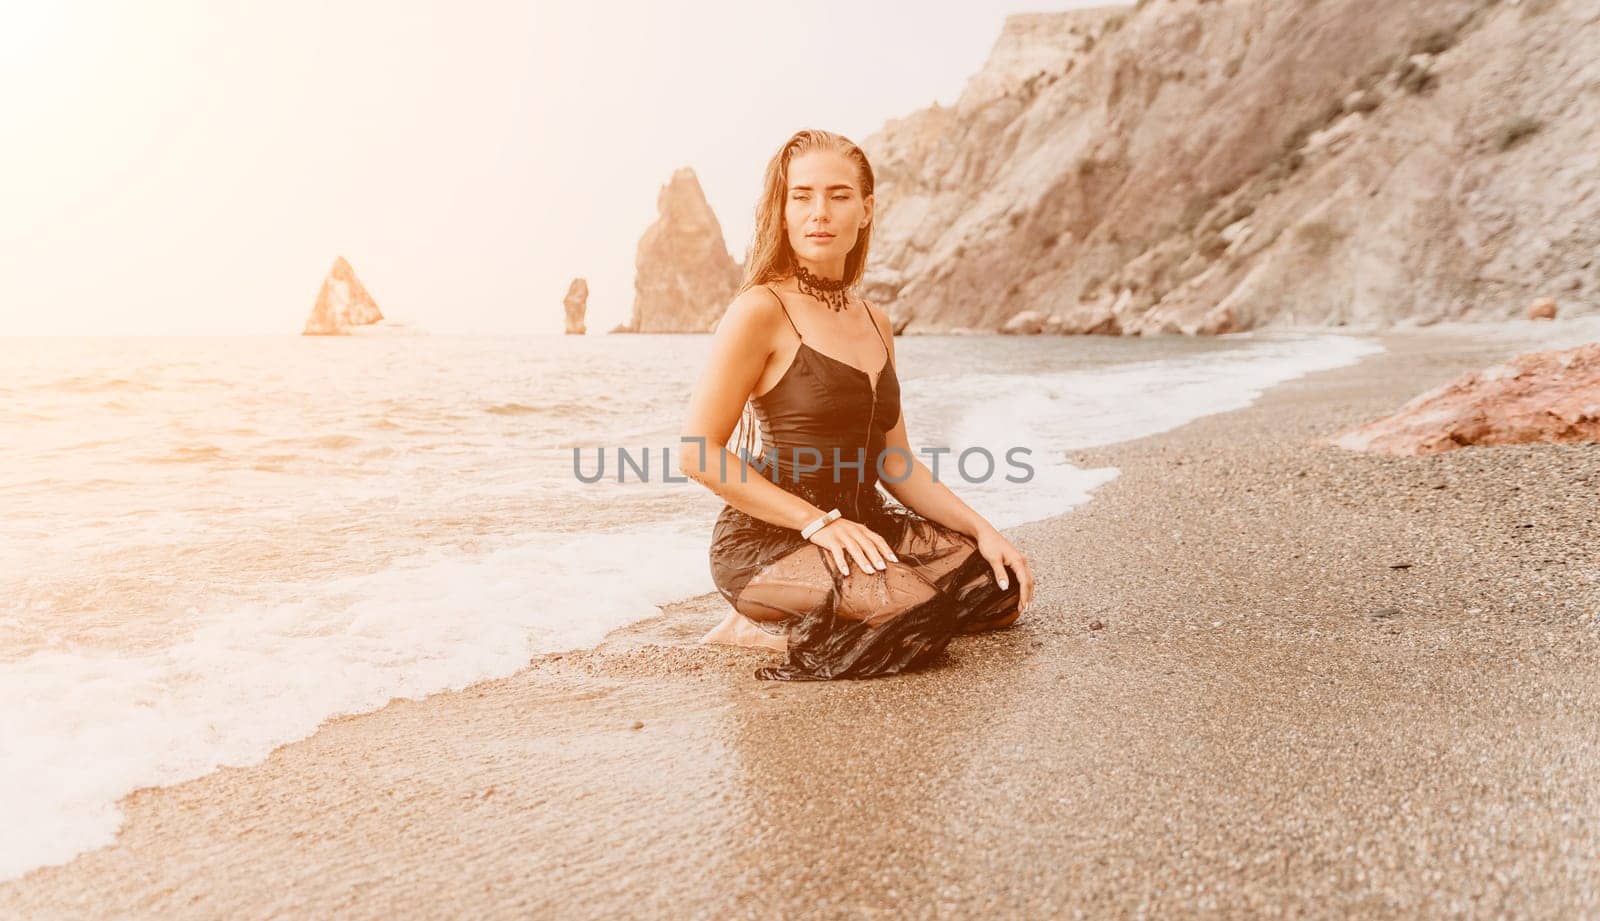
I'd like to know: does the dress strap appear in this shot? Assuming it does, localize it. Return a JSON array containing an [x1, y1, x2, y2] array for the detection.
[[865, 298, 890, 363], [762, 284, 802, 340]]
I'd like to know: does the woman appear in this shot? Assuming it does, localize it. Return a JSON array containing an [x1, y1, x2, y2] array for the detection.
[[679, 128, 1035, 681]]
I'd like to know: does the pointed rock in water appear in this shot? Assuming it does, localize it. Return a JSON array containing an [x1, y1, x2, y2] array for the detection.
[[622, 167, 742, 333], [564, 278, 589, 335], [303, 256, 384, 335]]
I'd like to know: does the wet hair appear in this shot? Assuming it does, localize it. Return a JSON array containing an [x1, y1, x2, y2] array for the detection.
[[728, 128, 877, 464]]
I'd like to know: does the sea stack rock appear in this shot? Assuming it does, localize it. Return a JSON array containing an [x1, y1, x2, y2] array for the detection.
[[303, 256, 383, 335], [564, 278, 588, 334], [1330, 342, 1600, 455], [620, 167, 741, 333]]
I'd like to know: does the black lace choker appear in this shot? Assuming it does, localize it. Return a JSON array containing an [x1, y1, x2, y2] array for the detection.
[[794, 265, 851, 312]]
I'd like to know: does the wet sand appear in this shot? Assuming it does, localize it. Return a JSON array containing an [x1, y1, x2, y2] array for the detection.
[[5, 324, 1600, 919]]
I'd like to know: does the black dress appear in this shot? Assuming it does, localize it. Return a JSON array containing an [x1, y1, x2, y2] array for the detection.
[[708, 285, 1023, 681]]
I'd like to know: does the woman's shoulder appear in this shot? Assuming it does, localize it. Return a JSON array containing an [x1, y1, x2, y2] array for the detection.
[[715, 283, 788, 336], [859, 295, 894, 343], [707, 283, 793, 358]]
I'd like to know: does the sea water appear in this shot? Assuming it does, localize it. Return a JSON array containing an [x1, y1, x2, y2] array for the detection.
[[0, 329, 1383, 879]]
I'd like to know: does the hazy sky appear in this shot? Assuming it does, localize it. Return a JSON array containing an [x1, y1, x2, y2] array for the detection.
[[0, 0, 1119, 336]]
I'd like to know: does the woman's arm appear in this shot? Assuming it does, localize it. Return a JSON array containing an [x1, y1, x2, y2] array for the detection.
[[867, 305, 990, 538], [678, 287, 831, 532], [876, 417, 992, 539], [869, 305, 1034, 609]]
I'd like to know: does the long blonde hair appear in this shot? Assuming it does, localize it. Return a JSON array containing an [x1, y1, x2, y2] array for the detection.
[[728, 129, 878, 466]]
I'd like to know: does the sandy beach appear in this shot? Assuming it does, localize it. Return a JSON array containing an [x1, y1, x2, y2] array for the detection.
[[6, 324, 1599, 919]]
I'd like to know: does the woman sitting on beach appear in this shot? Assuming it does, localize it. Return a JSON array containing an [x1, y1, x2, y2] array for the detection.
[[679, 128, 1036, 681]]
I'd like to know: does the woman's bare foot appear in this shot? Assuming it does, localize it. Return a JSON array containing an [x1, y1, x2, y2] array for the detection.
[[700, 610, 788, 653]]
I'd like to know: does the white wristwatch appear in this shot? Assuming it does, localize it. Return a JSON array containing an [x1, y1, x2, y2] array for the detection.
[[800, 507, 842, 541]]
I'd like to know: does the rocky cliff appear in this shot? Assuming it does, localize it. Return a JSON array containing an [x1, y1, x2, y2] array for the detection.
[[302, 256, 384, 335], [619, 167, 742, 333], [860, 0, 1599, 335]]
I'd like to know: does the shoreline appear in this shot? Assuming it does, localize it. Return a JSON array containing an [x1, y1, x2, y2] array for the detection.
[[6, 320, 1600, 917]]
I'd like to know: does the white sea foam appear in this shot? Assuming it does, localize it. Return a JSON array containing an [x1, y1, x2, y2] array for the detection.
[[0, 522, 712, 880], [913, 333, 1385, 529]]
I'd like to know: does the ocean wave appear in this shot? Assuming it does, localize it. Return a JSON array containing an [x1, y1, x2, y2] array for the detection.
[[485, 402, 542, 416], [50, 376, 152, 394], [486, 394, 620, 419], [142, 445, 226, 464]]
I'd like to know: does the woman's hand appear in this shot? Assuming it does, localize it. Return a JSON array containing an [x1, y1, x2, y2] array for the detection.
[[807, 517, 898, 577], [975, 526, 1034, 613]]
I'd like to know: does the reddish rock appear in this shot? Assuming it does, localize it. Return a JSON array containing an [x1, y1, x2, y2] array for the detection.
[[1331, 343, 1600, 455], [1527, 297, 1558, 320]]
